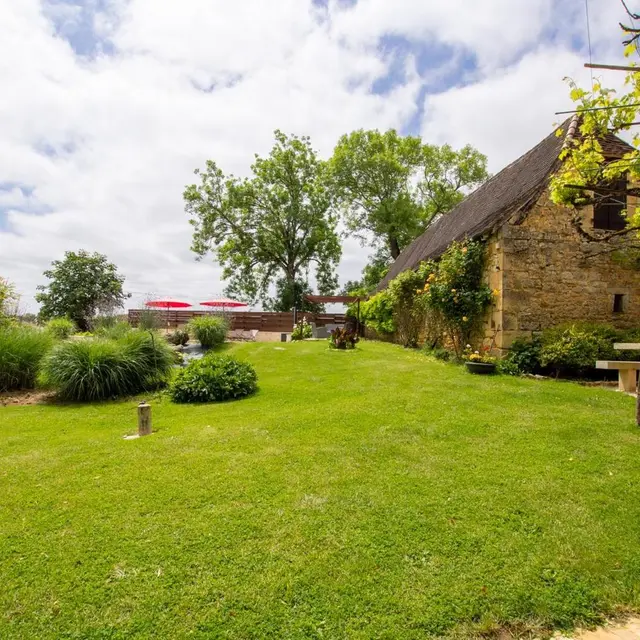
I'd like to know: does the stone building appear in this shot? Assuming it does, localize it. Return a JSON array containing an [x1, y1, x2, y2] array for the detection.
[[379, 117, 640, 351]]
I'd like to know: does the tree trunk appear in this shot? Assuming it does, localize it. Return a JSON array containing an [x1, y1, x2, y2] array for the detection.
[[389, 236, 400, 260]]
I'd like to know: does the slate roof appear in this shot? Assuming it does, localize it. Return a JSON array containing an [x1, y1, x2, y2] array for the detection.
[[378, 117, 633, 289]]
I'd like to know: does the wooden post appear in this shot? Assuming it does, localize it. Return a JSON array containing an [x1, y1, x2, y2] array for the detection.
[[138, 402, 152, 436]]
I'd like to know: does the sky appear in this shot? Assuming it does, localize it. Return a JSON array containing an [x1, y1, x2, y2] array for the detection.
[[0, 0, 634, 312]]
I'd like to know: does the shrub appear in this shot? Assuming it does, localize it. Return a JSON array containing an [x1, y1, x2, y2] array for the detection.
[[0, 325, 52, 391], [329, 327, 359, 350], [420, 240, 494, 356], [170, 354, 257, 403], [291, 318, 312, 340], [40, 331, 174, 401], [539, 325, 616, 377], [497, 359, 523, 376], [502, 336, 543, 375], [166, 328, 189, 346], [45, 317, 76, 339], [360, 291, 396, 335], [387, 269, 428, 348], [188, 316, 228, 349]]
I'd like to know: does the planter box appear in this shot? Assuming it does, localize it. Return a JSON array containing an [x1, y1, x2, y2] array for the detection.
[[465, 361, 496, 375]]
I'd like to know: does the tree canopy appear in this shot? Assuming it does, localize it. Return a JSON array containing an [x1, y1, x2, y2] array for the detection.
[[35, 251, 129, 331], [265, 278, 324, 313], [185, 131, 341, 306], [330, 129, 488, 260]]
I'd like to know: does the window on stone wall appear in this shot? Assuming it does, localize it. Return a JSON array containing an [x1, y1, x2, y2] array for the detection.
[[593, 177, 627, 231], [613, 293, 627, 314]]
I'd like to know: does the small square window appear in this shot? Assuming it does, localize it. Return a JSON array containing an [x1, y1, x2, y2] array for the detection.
[[613, 293, 627, 314]]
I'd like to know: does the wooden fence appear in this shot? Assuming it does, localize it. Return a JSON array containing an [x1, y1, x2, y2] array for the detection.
[[127, 309, 347, 332]]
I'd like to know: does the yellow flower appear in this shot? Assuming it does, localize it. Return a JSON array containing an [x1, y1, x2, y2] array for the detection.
[[462, 247, 468, 253], [462, 316, 468, 322], [416, 289, 422, 294], [428, 273, 436, 282], [492, 288, 499, 296], [451, 288, 456, 293]]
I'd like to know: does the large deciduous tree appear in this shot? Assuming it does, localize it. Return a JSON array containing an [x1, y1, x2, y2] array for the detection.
[[35, 251, 129, 330], [265, 278, 324, 313], [330, 129, 488, 260], [185, 131, 341, 306]]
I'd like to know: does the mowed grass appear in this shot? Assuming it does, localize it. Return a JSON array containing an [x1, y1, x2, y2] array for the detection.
[[2, 340, 640, 639]]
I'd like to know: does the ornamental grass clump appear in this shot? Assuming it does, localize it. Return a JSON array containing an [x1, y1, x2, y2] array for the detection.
[[170, 354, 257, 403], [188, 316, 228, 349], [41, 330, 174, 401], [45, 317, 76, 339], [0, 325, 52, 391]]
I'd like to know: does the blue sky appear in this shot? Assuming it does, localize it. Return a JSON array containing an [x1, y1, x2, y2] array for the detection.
[[0, 0, 632, 310]]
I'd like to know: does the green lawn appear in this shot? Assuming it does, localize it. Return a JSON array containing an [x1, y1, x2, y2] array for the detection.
[[2, 341, 640, 639]]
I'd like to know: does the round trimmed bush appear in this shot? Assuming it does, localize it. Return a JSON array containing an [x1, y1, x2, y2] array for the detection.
[[0, 325, 52, 391], [41, 330, 174, 401], [45, 317, 76, 339], [188, 316, 228, 349], [170, 354, 257, 403]]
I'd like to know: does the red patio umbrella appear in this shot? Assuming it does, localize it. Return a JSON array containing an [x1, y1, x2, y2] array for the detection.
[[200, 298, 248, 312], [145, 299, 192, 310], [145, 299, 192, 329]]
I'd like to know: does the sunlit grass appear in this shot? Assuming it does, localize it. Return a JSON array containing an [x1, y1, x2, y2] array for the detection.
[[1, 340, 639, 638]]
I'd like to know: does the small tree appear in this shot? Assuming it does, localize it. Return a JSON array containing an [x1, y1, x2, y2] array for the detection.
[[35, 251, 129, 331]]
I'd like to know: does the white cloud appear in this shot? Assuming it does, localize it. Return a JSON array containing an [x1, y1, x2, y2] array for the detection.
[[0, 0, 634, 312]]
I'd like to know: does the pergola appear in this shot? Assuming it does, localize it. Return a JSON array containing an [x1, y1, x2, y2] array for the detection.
[[303, 295, 363, 333]]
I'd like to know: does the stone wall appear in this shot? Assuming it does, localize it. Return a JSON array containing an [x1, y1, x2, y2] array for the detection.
[[494, 190, 640, 349]]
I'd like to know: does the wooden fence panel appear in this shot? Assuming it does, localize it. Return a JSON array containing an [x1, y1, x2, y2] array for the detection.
[[127, 309, 347, 331]]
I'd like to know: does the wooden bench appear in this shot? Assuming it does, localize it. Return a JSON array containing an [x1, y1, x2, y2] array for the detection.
[[596, 360, 640, 392]]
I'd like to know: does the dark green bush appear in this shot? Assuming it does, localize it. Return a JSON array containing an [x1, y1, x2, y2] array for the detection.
[[188, 316, 228, 349], [503, 323, 640, 378], [502, 336, 543, 375], [170, 354, 257, 403], [41, 331, 174, 401], [45, 317, 76, 339], [166, 328, 189, 346], [0, 325, 52, 391]]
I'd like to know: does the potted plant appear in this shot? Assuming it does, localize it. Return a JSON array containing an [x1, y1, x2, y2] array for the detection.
[[463, 344, 497, 374], [329, 327, 359, 350]]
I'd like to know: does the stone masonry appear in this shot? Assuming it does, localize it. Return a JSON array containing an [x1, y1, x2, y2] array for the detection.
[[484, 190, 640, 352]]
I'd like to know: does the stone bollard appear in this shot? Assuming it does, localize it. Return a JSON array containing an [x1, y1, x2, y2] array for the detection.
[[138, 401, 152, 436]]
